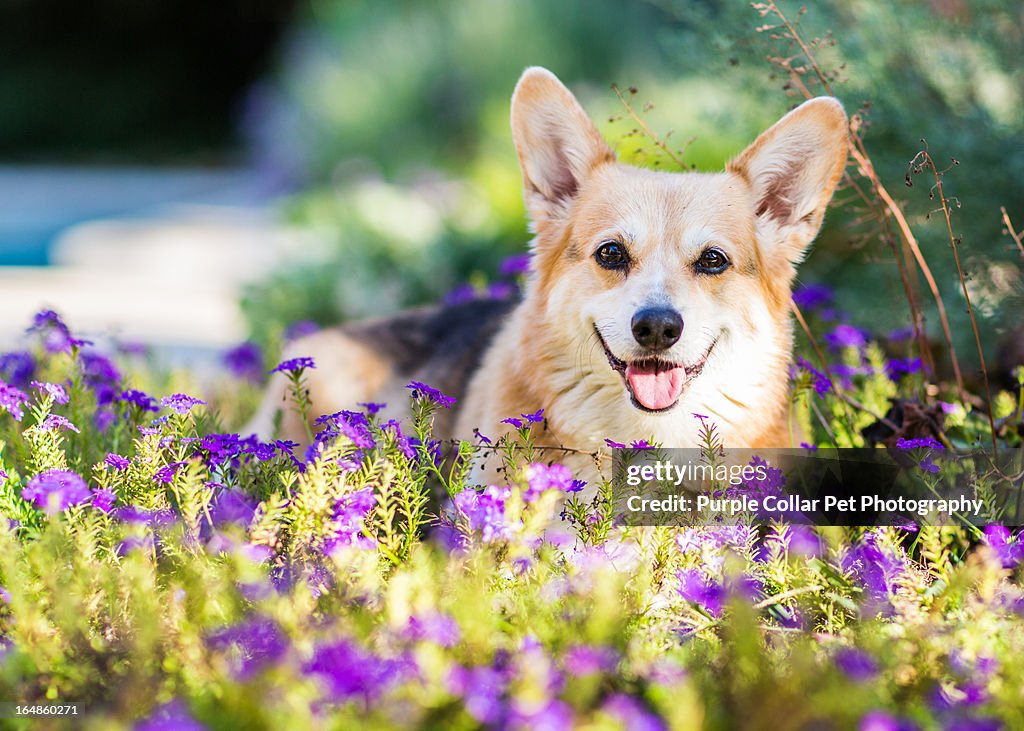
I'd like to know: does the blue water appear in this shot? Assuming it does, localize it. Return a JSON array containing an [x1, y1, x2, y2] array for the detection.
[[3, 229, 59, 266], [0, 166, 280, 266]]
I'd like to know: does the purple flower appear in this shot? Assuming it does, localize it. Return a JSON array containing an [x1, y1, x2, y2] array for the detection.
[[692, 413, 710, 421], [115, 532, 157, 557], [832, 363, 873, 389], [510, 699, 573, 731], [39, 414, 79, 433], [21, 470, 91, 514], [379, 420, 416, 460], [499, 253, 531, 277], [795, 357, 831, 398], [523, 462, 574, 500], [448, 665, 507, 724], [825, 323, 869, 350], [918, 456, 940, 473], [135, 699, 205, 731], [800, 441, 818, 452], [885, 357, 923, 381], [209, 489, 256, 528], [896, 437, 943, 473], [784, 525, 823, 557], [676, 569, 727, 617], [604, 439, 627, 448], [708, 526, 754, 550], [0, 469, 7, 482], [223, 342, 264, 383], [119, 389, 159, 413], [30, 381, 69, 405], [792, 283, 834, 310], [523, 408, 545, 423], [283, 320, 320, 342], [486, 281, 518, 300], [735, 456, 786, 506], [91, 488, 117, 513], [563, 645, 617, 675], [982, 525, 1024, 569], [0, 380, 29, 421], [94, 408, 115, 433], [196, 433, 244, 468], [403, 613, 461, 648], [154, 463, 184, 484], [324, 488, 376, 552], [245, 439, 277, 462], [304, 640, 413, 703], [444, 283, 477, 306], [601, 694, 667, 731], [117, 340, 148, 357], [454, 485, 511, 543], [105, 453, 130, 471], [81, 352, 121, 406], [316, 410, 375, 451], [888, 327, 915, 342], [28, 310, 91, 354], [858, 710, 919, 731], [841, 534, 906, 613], [896, 437, 943, 450], [406, 380, 455, 408], [162, 393, 206, 415], [0, 351, 35, 387], [836, 647, 879, 681], [358, 401, 386, 415], [208, 615, 288, 679], [270, 357, 315, 374], [931, 681, 988, 710]]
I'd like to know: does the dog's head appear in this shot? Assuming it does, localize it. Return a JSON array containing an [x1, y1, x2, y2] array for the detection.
[[510, 67, 848, 418]]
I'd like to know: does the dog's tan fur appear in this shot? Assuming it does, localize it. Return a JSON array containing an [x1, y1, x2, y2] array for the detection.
[[247, 67, 848, 486]]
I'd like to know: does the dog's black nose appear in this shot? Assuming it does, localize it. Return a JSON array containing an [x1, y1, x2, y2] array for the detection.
[[631, 307, 683, 350]]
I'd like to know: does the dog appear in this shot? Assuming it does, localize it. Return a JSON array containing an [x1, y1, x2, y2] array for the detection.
[[246, 67, 848, 487]]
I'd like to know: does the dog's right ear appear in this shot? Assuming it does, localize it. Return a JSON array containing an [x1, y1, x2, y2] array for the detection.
[[510, 67, 615, 228]]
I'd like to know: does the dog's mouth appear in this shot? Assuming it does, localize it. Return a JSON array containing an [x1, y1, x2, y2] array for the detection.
[[595, 327, 718, 413]]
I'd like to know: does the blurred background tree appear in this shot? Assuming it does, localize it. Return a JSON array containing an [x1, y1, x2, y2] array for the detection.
[[0, 0, 297, 161]]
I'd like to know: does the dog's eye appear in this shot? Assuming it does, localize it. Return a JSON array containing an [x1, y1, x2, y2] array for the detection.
[[695, 247, 730, 274], [595, 241, 629, 270]]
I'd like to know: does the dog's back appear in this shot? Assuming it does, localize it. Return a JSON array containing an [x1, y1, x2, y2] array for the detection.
[[246, 297, 516, 444]]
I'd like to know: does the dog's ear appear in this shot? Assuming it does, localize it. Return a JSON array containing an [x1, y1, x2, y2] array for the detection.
[[728, 97, 848, 264], [511, 67, 615, 227]]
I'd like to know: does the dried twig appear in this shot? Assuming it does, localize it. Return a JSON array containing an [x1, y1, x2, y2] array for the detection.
[[1000, 206, 1024, 259], [611, 84, 691, 169], [908, 145, 998, 452]]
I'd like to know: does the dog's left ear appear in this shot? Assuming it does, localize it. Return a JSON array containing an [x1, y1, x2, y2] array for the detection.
[[728, 97, 848, 264]]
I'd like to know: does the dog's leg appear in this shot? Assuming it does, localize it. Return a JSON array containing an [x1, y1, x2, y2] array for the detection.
[[242, 329, 394, 445]]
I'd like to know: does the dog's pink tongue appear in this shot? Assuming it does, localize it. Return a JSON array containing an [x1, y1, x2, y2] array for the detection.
[[626, 362, 686, 410]]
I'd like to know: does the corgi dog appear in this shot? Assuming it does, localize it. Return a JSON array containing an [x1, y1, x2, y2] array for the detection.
[[247, 67, 848, 486]]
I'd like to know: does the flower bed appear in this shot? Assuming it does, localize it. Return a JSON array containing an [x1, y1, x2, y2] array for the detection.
[[0, 308, 1022, 730]]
